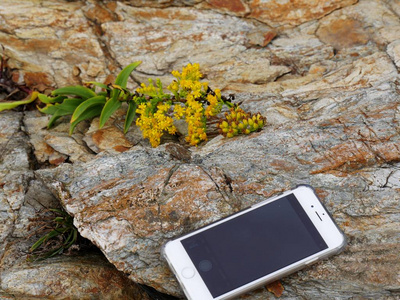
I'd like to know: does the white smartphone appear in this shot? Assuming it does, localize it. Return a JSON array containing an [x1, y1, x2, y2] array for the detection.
[[162, 185, 346, 300]]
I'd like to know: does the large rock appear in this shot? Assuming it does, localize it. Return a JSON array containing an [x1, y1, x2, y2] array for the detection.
[[36, 80, 400, 298], [0, 111, 159, 299], [1, 0, 400, 299]]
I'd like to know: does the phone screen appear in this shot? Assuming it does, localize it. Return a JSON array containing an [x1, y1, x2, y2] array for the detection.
[[181, 193, 328, 297]]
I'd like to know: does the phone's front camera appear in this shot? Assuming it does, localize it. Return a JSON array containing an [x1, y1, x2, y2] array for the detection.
[[198, 260, 213, 272]]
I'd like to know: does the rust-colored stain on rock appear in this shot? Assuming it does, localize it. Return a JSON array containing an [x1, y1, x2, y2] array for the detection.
[[249, 0, 357, 26], [317, 18, 369, 49], [134, 9, 196, 21], [207, 0, 248, 14], [23, 72, 52, 90], [262, 31, 277, 47], [83, 3, 117, 24], [311, 140, 400, 174], [91, 127, 132, 153]]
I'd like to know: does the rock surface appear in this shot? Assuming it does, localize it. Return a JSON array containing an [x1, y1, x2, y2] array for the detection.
[[1, 0, 400, 299], [0, 111, 155, 299]]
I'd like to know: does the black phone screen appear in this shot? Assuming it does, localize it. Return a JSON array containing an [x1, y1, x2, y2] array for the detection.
[[181, 193, 328, 297]]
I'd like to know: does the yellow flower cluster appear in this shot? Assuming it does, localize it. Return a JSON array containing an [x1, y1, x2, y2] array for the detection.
[[167, 63, 210, 146], [185, 94, 207, 146], [168, 63, 208, 101], [136, 78, 164, 98], [205, 89, 222, 117], [137, 79, 156, 95], [218, 106, 266, 138], [173, 104, 185, 119], [134, 63, 266, 147], [136, 102, 176, 147]]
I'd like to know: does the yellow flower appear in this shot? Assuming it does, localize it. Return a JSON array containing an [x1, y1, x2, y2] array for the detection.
[[173, 104, 186, 119], [135, 102, 177, 147], [205, 92, 222, 117], [171, 70, 181, 78]]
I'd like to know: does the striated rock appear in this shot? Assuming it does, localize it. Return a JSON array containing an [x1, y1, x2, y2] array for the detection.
[[1, 247, 151, 300], [83, 116, 134, 154], [0, 0, 108, 88], [36, 149, 238, 295], [1, 0, 400, 299], [36, 80, 400, 298], [387, 39, 400, 68], [248, 0, 358, 27], [23, 110, 95, 165], [0, 111, 164, 300]]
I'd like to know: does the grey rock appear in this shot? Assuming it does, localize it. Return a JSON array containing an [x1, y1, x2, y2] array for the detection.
[[36, 81, 400, 299], [0, 111, 160, 299], [1, 0, 400, 299]]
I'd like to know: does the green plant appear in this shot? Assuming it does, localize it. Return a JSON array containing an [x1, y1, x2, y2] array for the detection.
[[38, 61, 142, 135], [0, 92, 37, 112], [27, 208, 78, 261], [0, 47, 36, 111], [218, 106, 265, 138], [37, 62, 266, 147]]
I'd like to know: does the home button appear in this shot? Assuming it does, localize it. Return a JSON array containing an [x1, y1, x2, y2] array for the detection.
[[181, 267, 196, 279]]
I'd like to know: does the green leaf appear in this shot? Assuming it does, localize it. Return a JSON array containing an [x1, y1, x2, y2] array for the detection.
[[47, 108, 73, 129], [52, 86, 97, 99], [115, 61, 141, 88], [86, 81, 111, 91], [0, 93, 36, 112], [64, 229, 78, 249], [97, 91, 108, 97], [65, 229, 78, 249], [69, 104, 103, 135], [70, 95, 106, 123], [43, 98, 84, 128], [38, 94, 66, 104], [124, 100, 137, 133], [98, 90, 121, 128], [96, 62, 141, 129], [29, 234, 50, 252], [46, 247, 65, 258], [29, 229, 62, 252], [39, 98, 85, 115], [38, 104, 59, 115], [58, 98, 86, 112]]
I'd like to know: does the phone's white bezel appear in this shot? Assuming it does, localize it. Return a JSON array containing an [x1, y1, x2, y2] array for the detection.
[[163, 185, 346, 300]]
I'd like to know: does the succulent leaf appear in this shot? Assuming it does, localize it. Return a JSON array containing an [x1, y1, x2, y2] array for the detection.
[[124, 100, 137, 134], [70, 95, 106, 123], [52, 86, 97, 99]]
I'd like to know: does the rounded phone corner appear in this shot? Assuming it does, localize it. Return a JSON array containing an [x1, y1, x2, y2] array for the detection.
[[295, 184, 316, 193], [161, 240, 173, 259], [337, 232, 348, 253]]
